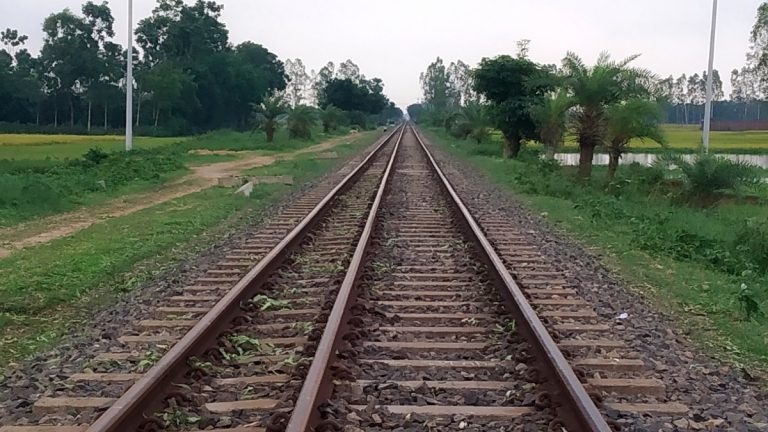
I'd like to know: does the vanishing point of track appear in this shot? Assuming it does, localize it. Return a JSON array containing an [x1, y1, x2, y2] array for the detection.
[[1, 124, 688, 432]]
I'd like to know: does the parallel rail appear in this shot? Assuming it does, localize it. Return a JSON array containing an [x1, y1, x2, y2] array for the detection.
[[285, 124, 610, 432], [86, 125, 404, 432]]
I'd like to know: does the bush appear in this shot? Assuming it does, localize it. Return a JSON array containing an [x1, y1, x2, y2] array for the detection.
[[0, 149, 185, 224], [735, 218, 768, 274], [657, 154, 761, 205]]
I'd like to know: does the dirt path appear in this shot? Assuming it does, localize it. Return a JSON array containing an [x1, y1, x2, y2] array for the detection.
[[0, 134, 356, 258]]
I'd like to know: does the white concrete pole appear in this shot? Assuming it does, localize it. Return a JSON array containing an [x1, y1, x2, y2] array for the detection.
[[702, 0, 718, 154], [125, 0, 134, 151]]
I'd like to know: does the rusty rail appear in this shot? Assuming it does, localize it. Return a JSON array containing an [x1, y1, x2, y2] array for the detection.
[[86, 125, 403, 432], [285, 125, 405, 432], [410, 124, 611, 431]]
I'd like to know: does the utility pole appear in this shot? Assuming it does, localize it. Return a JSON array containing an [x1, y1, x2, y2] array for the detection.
[[125, 0, 133, 151], [702, 0, 718, 154]]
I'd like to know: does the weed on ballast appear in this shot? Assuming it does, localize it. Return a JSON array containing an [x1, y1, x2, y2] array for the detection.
[[251, 295, 290, 311], [161, 409, 201, 428], [290, 322, 314, 335], [736, 284, 764, 321], [135, 350, 162, 373]]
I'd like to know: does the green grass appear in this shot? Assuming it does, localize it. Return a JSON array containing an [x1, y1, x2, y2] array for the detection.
[[0, 150, 187, 227], [487, 124, 768, 154], [0, 134, 185, 160], [429, 128, 768, 372], [0, 128, 356, 227], [0, 130, 379, 366]]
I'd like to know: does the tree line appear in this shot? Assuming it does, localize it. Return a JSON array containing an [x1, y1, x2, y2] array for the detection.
[[408, 2, 768, 179], [0, 0, 400, 136]]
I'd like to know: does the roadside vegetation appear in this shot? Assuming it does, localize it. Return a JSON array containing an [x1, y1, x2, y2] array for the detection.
[[0, 126, 354, 227], [430, 128, 768, 368], [412, 4, 768, 369], [0, 130, 379, 366]]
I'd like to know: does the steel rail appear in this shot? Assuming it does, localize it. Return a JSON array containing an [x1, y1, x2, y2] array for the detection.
[[87, 125, 404, 432], [285, 125, 405, 432], [410, 124, 611, 432]]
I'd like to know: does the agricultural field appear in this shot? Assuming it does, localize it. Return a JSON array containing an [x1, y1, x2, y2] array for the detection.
[[558, 124, 768, 153], [0, 134, 186, 160]]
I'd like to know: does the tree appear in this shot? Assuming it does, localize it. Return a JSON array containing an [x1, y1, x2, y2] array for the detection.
[[251, 92, 288, 142], [474, 55, 555, 158], [531, 90, 572, 159], [447, 60, 477, 106], [337, 59, 361, 82], [750, 2, 768, 90], [40, 8, 101, 127], [318, 78, 388, 114], [407, 103, 426, 122], [420, 57, 458, 123], [446, 103, 490, 143], [605, 99, 665, 179], [284, 58, 309, 107], [561, 51, 652, 178], [1, 28, 29, 56], [320, 105, 345, 132], [675, 74, 689, 123], [287, 105, 316, 139]]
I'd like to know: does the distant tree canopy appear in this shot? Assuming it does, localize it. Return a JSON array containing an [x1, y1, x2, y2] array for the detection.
[[0, 1, 400, 135], [318, 78, 388, 114], [473, 55, 555, 158]]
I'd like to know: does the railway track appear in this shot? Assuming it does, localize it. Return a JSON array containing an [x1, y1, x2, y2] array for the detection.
[[1, 124, 690, 432]]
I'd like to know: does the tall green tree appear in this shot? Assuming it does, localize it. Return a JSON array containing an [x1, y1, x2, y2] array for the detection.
[[287, 105, 316, 139], [605, 99, 666, 179], [251, 93, 288, 142], [474, 55, 555, 158], [320, 105, 345, 133], [561, 51, 652, 177], [531, 90, 572, 159]]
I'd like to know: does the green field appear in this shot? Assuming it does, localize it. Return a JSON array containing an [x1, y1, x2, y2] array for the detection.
[[0, 134, 186, 160], [501, 124, 768, 154], [0, 130, 379, 366], [430, 127, 768, 373]]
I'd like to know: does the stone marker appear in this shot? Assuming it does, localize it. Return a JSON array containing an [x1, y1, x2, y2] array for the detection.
[[235, 182, 254, 197], [250, 176, 294, 185]]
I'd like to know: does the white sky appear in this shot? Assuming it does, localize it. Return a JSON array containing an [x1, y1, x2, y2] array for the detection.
[[1, 0, 762, 109]]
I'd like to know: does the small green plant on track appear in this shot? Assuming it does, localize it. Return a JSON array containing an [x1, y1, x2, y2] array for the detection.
[[291, 322, 314, 335], [188, 357, 220, 374], [278, 354, 302, 368], [736, 283, 763, 320], [252, 295, 290, 311], [136, 350, 161, 373], [494, 320, 517, 335], [162, 409, 201, 428], [373, 260, 396, 275], [229, 334, 270, 351]]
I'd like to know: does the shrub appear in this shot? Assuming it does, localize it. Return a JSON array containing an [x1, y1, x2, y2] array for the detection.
[[735, 218, 768, 274], [657, 154, 761, 205]]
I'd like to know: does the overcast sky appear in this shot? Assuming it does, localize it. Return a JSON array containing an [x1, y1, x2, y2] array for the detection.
[[1, 0, 762, 109]]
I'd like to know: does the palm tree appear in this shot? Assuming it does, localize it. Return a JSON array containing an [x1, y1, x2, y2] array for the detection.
[[320, 105, 345, 133], [446, 103, 490, 144], [605, 99, 666, 179], [288, 105, 316, 139], [251, 93, 288, 142], [561, 51, 653, 178], [531, 90, 572, 159]]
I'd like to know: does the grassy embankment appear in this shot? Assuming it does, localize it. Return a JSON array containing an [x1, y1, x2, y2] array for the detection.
[[0, 129, 378, 367], [429, 127, 768, 372]]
